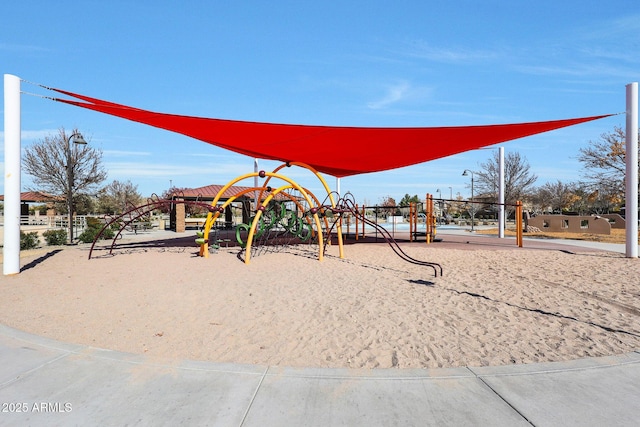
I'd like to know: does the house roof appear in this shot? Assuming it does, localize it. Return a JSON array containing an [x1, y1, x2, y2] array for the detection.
[[173, 184, 254, 200], [172, 184, 290, 202], [0, 191, 63, 203]]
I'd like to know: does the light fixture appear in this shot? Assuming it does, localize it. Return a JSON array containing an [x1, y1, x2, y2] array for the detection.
[[66, 132, 88, 244], [70, 133, 87, 145], [462, 169, 475, 232]]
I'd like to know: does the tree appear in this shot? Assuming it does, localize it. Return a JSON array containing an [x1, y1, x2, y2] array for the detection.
[[378, 195, 396, 207], [448, 193, 465, 218], [97, 180, 144, 215], [399, 194, 420, 206], [531, 180, 579, 214], [23, 128, 107, 243], [74, 194, 97, 215], [475, 151, 537, 217], [160, 186, 205, 216], [378, 195, 397, 217], [580, 186, 621, 214], [578, 126, 640, 198]]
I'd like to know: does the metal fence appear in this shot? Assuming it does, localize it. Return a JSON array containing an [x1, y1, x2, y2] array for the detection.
[[0, 215, 88, 239]]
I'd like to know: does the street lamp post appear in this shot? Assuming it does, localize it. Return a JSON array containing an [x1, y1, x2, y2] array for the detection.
[[462, 169, 475, 232], [66, 132, 87, 244], [447, 186, 453, 222]]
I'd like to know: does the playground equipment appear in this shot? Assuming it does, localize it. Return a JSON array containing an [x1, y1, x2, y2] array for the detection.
[[348, 194, 438, 244], [410, 194, 438, 244], [87, 162, 443, 276], [412, 196, 525, 248], [193, 163, 442, 276], [87, 196, 220, 259], [196, 162, 340, 264], [331, 195, 442, 276]]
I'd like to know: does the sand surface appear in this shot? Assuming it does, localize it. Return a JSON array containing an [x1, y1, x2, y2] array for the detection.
[[1, 234, 639, 369]]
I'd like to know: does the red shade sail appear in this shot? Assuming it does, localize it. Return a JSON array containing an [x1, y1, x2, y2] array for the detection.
[[49, 87, 613, 178]]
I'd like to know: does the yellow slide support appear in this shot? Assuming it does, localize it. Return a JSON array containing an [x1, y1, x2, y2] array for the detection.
[[260, 161, 344, 259], [199, 170, 329, 264]]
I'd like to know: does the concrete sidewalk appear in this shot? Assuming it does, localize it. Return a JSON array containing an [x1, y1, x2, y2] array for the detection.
[[1, 324, 639, 426], [437, 227, 628, 254]]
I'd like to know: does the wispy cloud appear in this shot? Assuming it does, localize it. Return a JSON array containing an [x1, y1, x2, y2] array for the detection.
[[535, 165, 583, 183], [578, 47, 640, 64], [513, 62, 638, 80], [104, 160, 254, 179], [1, 129, 63, 152], [581, 14, 640, 42], [367, 81, 432, 110], [400, 41, 500, 64], [7, 129, 60, 141], [0, 42, 50, 53], [103, 150, 152, 157], [512, 14, 640, 80], [368, 81, 411, 109]]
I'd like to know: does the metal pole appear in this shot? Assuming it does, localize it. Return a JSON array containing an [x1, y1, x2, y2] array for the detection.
[[436, 189, 441, 222], [426, 194, 432, 243], [3, 74, 21, 275], [626, 83, 638, 258], [355, 203, 359, 241], [470, 173, 475, 232], [409, 202, 413, 242], [447, 186, 452, 224], [498, 146, 505, 238], [66, 136, 74, 244]]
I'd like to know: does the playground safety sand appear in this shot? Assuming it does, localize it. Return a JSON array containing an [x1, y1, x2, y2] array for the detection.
[[1, 239, 639, 369]]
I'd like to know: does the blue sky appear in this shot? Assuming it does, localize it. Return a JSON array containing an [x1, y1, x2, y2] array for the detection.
[[1, 1, 639, 205]]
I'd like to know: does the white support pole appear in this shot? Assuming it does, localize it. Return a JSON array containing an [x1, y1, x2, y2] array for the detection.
[[336, 177, 341, 197], [3, 74, 21, 275], [625, 83, 638, 258], [498, 146, 505, 238]]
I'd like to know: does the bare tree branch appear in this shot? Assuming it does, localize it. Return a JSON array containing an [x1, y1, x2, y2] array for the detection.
[[578, 126, 639, 195], [22, 128, 108, 242], [474, 151, 537, 210], [96, 180, 143, 215], [23, 128, 107, 202]]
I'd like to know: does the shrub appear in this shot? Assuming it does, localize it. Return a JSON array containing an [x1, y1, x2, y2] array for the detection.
[[103, 227, 116, 240], [20, 231, 40, 250], [78, 227, 115, 243], [78, 228, 99, 243], [85, 216, 103, 229], [78, 217, 115, 243], [43, 229, 68, 246]]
